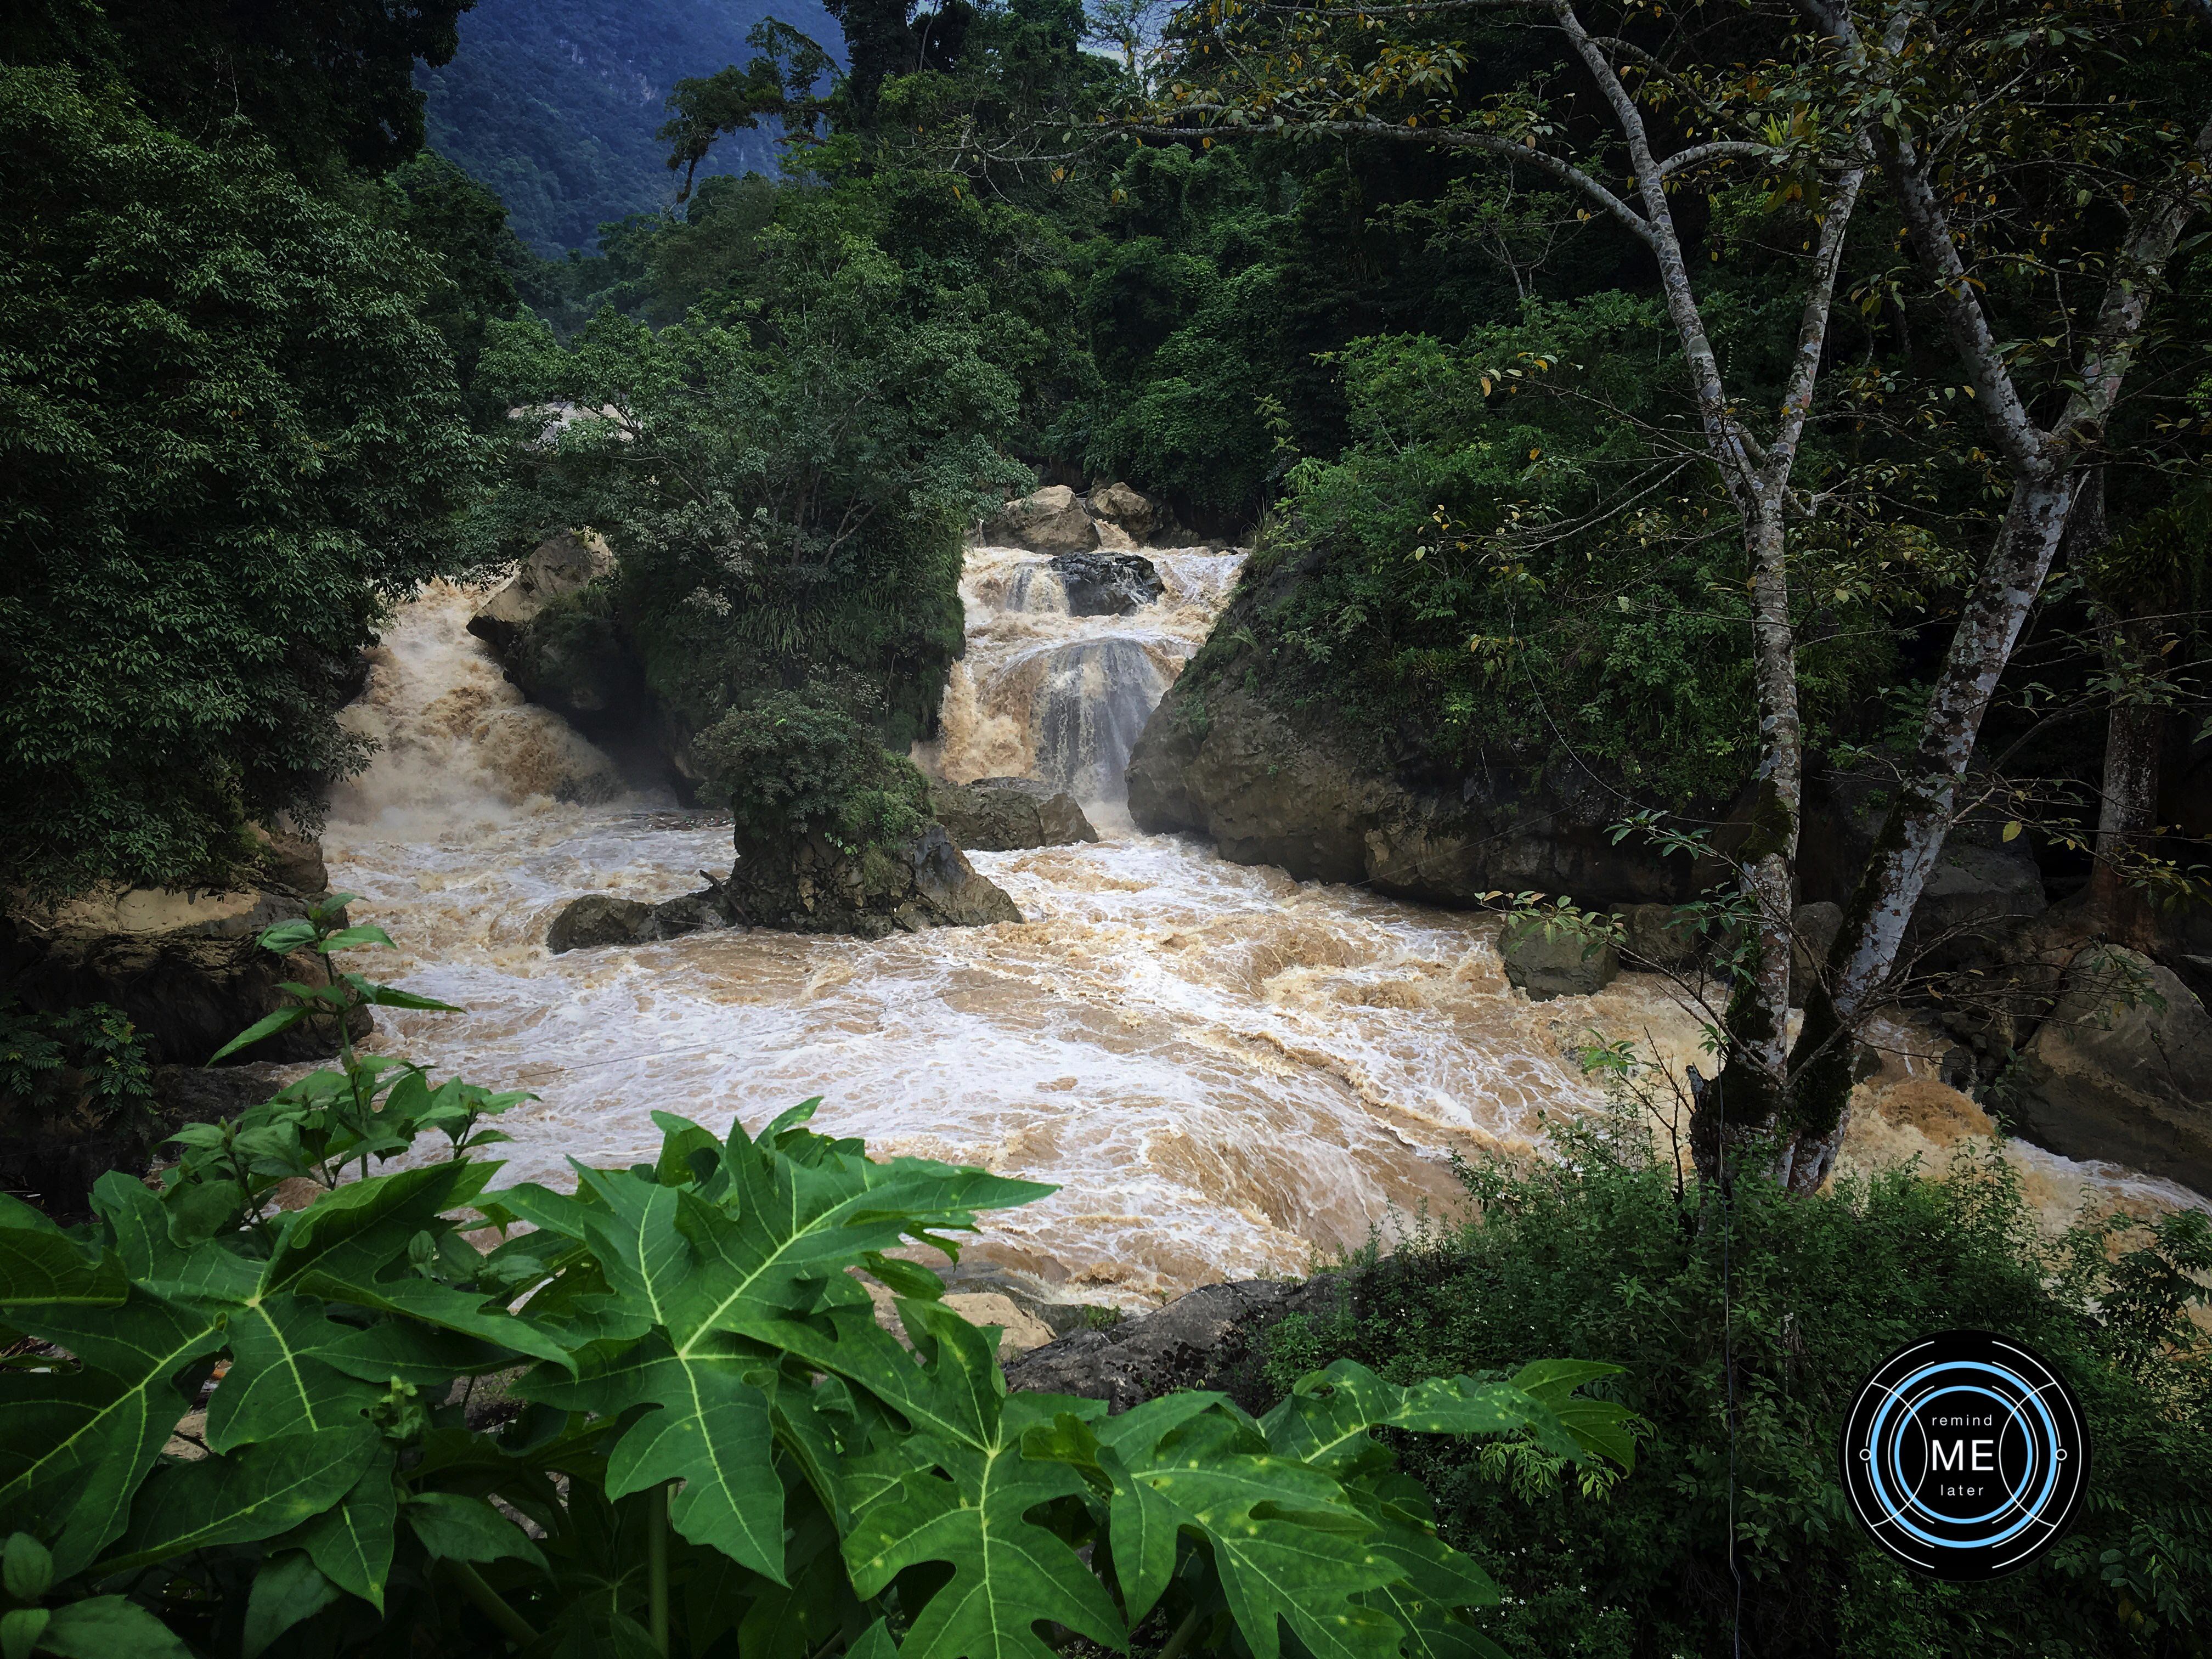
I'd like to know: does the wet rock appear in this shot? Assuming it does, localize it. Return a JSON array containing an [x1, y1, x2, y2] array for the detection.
[[1088, 481, 1170, 543], [986, 485, 1099, 555], [1501, 916, 1620, 1001], [0, 859, 366, 1068], [466, 528, 614, 658], [1790, 901, 1844, 1007], [1615, 901, 1702, 969], [1128, 679, 1700, 904], [930, 777, 1099, 851], [1912, 842, 2048, 969], [729, 823, 1021, 940], [2000, 945, 2212, 1195], [1797, 766, 2046, 969], [1051, 551, 1164, 616], [545, 887, 740, 954], [1003, 1277, 1345, 1412]]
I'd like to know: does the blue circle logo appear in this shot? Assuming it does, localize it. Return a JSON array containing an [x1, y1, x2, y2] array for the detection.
[[1840, 1329, 2089, 1580]]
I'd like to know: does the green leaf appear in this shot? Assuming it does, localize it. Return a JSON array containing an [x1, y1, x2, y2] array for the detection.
[[518, 1328, 786, 1579], [1110, 1404, 1402, 1659], [295, 1269, 572, 1371], [0, 1608, 47, 1659], [317, 926, 396, 953], [1263, 1360, 1586, 1475], [243, 1552, 341, 1659], [204, 1294, 386, 1451], [208, 1005, 309, 1063], [291, 1454, 398, 1609], [0, 1227, 126, 1310], [263, 1163, 491, 1293], [32, 1596, 193, 1659], [356, 986, 464, 1012], [0, 1290, 227, 1577], [254, 922, 321, 957], [99, 1427, 381, 1575], [816, 1302, 1125, 1659], [404, 1492, 546, 1572], [3, 1534, 53, 1602]]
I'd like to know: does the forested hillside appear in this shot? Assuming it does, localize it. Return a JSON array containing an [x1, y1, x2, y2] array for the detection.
[[418, 0, 840, 252]]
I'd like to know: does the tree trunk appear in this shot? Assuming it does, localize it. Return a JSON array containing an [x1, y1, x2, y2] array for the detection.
[[1780, 468, 2076, 1193]]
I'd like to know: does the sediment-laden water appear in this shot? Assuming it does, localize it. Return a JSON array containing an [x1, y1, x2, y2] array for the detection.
[[319, 562, 2202, 1308]]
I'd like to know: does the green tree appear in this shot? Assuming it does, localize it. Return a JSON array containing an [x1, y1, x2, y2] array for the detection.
[[0, 69, 483, 899], [479, 196, 1029, 753]]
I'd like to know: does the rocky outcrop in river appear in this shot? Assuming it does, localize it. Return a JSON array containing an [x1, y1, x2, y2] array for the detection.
[[730, 823, 1020, 939], [929, 777, 1098, 851], [0, 832, 363, 1066]]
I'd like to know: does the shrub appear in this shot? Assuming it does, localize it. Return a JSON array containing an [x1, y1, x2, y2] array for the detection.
[[1253, 1122, 2212, 1658], [0, 905, 1635, 1658], [695, 690, 934, 857]]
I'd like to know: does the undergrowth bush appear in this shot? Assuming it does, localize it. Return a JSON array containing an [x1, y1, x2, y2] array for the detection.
[[1254, 1120, 2212, 1659], [0, 902, 1635, 1658]]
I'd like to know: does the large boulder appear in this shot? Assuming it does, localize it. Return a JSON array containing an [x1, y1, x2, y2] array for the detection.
[[1051, 551, 1164, 616], [546, 887, 741, 954], [729, 823, 1022, 939], [1501, 915, 1620, 1001], [2000, 945, 2212, 1195], [466, 529, 614, 658], [0, 839, 365, 1067], [1087, 481, 1170, 544], [1004, 1277, 1344, 1412], [986, 486, 1099, 554], [1797, 766, 2047, 969], [1128, 679, 1698, 905], [1790, 901, 1844, 1007], [930, 777, 1099, 852], [1615, 901, 1702, 970]]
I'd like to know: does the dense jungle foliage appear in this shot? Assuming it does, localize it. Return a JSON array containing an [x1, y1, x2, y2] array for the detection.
[[1256, 1115, 2212, 1658]]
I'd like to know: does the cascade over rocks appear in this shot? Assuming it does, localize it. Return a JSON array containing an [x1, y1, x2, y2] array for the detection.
[[929, 777, 1098, 851], [0, 832, 365, 1066], [985, 481, 1182, 555]]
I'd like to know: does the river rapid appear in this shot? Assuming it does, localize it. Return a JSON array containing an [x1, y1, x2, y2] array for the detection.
[[322, 551, 2202, 1308]]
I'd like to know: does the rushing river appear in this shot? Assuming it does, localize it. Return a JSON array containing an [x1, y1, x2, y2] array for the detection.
[[323, 553, 2203, 1308]]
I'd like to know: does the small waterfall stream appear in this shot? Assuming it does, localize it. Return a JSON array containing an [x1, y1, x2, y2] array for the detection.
[[314, 561, 2203, 1307], [916, 545, 1243, 804]]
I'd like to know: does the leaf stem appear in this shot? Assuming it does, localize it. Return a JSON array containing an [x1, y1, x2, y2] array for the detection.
[[648, 1481, 670, 1655], [1156, 1604, 1205, 1659], [445, 1559, 539, 1649]]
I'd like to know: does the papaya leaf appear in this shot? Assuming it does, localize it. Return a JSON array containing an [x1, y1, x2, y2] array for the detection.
[[518, 1328, 787, 1579], [243, 1552, 341, 1659], [0, 1290, 227, 1577], [317, 926, 396, 953], [1262, 1359, 1586, 1474], [0, 1227, 126, 1309], [296, 1269, 573, 1370], [291, 1453, 398, 1610], [405, 1491, 547, 1572], [1108, 1406, 1403, 1659], [204, 1294, 388, 1451], [802, 1302, 1124, 1659], [100, 1426, 381, 1575], [28, 1594, 193, 1658], [263, 1162, 491, 1291]]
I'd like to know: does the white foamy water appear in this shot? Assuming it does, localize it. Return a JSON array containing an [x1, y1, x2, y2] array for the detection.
[[915, 544, 1243, 802], [320, 557, 2204, 1308]]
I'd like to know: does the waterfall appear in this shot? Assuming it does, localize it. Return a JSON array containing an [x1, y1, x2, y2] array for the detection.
[[920, 544, 1243, 803]]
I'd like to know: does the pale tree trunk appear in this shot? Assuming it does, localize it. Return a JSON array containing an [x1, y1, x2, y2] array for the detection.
[[1775, 2, 2212, 1189]]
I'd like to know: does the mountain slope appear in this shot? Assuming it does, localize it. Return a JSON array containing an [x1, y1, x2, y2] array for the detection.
[[419, 0, 840, 253]]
